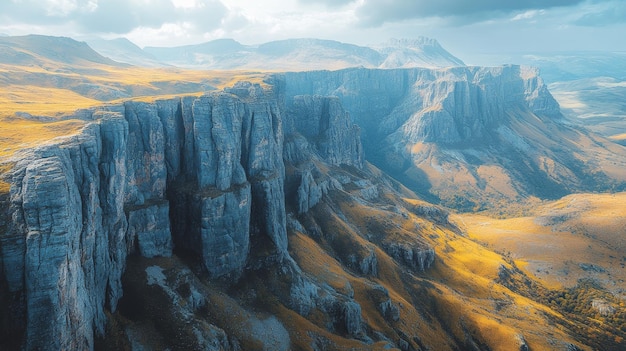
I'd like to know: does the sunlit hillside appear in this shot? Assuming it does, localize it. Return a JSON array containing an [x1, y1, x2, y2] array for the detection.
[[0, 35, 269, 159], [458, 193, 626, 293]]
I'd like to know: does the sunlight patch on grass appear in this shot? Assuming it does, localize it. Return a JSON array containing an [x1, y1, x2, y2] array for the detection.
[[0, 116, 85, 158]]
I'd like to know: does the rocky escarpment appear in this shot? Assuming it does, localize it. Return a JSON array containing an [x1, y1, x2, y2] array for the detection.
[[1, 69, 617, 350], [0, 81, 366, 350], [283, 65, 560, 141], [283, 66, 626, 209]]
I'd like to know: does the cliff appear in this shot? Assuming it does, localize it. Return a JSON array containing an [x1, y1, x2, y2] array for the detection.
[[0, 81, 365, 350], [283, 66, 626, 209], [2, 66, 622, 350]]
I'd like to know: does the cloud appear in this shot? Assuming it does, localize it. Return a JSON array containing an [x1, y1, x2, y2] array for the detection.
[[511, 9, 545, 21], [297, 0, 355, 7], [574, 1, 626, 26], [0, 0, 79, 25], [179, 1, 229, 32], [75, 0, 168, 33], [0, 0, 228, 34], [354, 0, 589, 26]]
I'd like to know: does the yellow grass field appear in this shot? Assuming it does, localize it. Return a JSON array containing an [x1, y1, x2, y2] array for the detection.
[[456, 192, 626, 294], [0, 59, 269, 160]]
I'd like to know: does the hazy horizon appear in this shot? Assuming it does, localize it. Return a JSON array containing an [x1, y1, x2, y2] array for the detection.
[[1, 0, 625, 65]]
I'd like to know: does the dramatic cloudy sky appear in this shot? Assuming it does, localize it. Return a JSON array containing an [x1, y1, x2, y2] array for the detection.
[[0, 0, 624, 64]]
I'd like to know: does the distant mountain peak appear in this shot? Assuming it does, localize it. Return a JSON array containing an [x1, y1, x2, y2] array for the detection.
[[376, 37, 465, 68], [87, 37, 165, 67]]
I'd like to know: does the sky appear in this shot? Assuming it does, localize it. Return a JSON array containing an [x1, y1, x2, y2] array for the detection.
[[0, 0, 625, 64]]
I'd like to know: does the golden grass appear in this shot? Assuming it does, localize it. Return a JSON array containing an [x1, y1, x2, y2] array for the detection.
[[0, 162, 13, 193], [457, 192, 626, 293], [299, 181, 595, 350], [0, 85, 100, 115], [610, 133, 626, 141], [0, 63, 269, 117], [476, 164, 517, 197], [0, 116, 86, 159], [289, 218, 456, 349], [0, 59, 270, 162], [289, 232, 353, 294]]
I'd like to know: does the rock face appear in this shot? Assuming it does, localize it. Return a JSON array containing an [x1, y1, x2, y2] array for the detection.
[[283, 65, 560, 145], [283, 66, 626, 209], [287, 95, 363, 168], [4, 127, 110, 350], [127, 202, 173, 258], [0, 80, 366, 350], [385, 243, 435, 271]]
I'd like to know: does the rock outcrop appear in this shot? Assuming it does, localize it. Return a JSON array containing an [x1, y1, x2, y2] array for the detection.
[[127, 201, 173, 258]]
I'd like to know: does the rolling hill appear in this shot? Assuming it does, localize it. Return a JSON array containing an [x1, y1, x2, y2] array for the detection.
[[0, 35, 271, 158]]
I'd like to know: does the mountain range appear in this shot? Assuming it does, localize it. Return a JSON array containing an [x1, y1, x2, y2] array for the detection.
[[0, 34, 625, 350], [93, 36, 465, 70]]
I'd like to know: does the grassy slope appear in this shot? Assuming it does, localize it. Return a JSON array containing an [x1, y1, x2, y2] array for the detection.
[[277, 164, 614, 350], [458, 193, 626, 293], [98, 162, 621, 350]]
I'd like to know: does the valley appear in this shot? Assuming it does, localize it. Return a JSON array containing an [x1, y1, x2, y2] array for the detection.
[[0, 35, 625, 351]]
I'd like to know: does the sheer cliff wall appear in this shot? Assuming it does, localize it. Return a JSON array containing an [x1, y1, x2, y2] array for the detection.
[[282, 66, 626, 208], [0, 81, 364, 350]]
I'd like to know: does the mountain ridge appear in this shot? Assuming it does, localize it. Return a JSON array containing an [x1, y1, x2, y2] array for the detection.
[[0, 34, 126, 67], [137, 36, 465, 70], [86, 37, 167, 68], [0, 35, 464, 71]]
